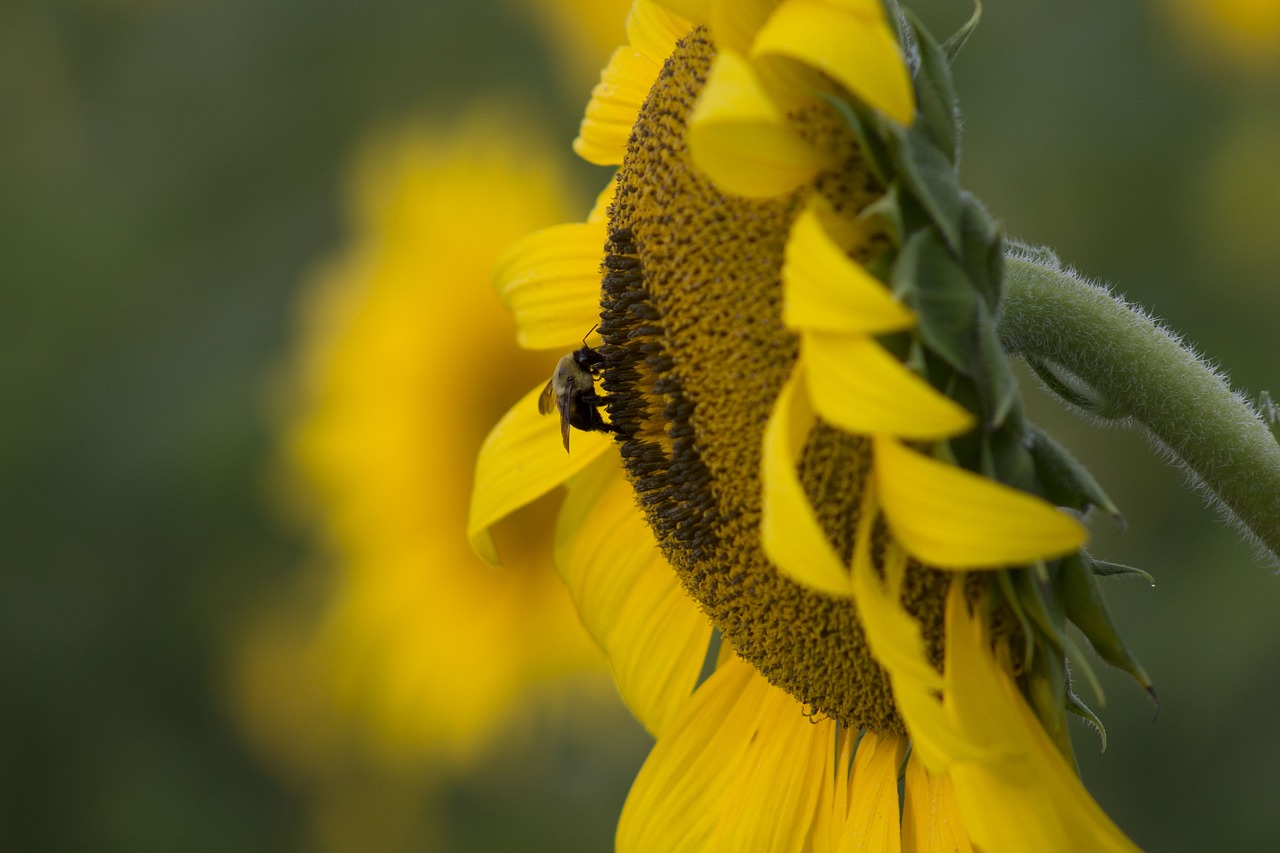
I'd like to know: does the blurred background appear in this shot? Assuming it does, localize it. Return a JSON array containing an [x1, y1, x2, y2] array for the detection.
[[1, 0, 1277, 850]]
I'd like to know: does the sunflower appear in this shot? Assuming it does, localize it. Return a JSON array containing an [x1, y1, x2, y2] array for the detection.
[[471, 2, 1153, 849], [1166, 0, 1280, 70], [235, 113, 610, 787]]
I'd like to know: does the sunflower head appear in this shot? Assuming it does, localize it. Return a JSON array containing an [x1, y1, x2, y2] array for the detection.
[[474, 3, 1161, 848], [583, 2, 1153, 742]]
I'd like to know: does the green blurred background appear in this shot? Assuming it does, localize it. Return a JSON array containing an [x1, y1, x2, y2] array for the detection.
[[2, 0, 1277, 850]]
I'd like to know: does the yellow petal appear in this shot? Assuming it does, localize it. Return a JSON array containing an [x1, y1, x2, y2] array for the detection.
[[752, 0, 915, 124], [760, 364, 853, 596], [628, 0, 695, 57], [650, 0, 709, 25], [851, 539, 993, 771], [804, 332, 976, 439], [850, 535, 941, 692], [783, 197, 916, 335], [838, 731, 905, 852], [574, 45, 665, 166], [941, 583, 1139, 852], [810, 728, 857, 853], [687, 49, 835, 198], [873, 437, 1088, 569], [901, 755, 974, 853], [557, 456, 712, 736], [709, 0, 778, 53], [574, 0, 691, 166], [468, 383, 614, 564], [618, 656, 832, 852], [493, 221, 606, 350]]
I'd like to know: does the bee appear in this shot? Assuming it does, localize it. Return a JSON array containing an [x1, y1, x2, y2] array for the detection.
[[538, 327, 617, 452]]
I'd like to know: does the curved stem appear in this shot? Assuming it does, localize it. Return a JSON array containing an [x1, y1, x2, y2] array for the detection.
[[1000, 252, 1280, 564]]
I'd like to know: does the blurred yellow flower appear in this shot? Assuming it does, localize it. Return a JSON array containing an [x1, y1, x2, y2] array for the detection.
[[519, 0, 633, 89], [1166, 0, 1280, 70], [233, 112, 609, 788]]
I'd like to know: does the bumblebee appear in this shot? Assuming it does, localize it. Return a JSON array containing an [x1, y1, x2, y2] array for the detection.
[[538, 330, 616, 451]]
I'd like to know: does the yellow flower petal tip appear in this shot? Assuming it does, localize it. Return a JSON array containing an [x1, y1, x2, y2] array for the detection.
[[783, 197, 916, 335], [804, 332, 976, 439], [575, 46, 664, 166], [942, 584, 1139, 852], [752, 0, 916, 125], [874, 437, 1088, 569], [687, 49, 835, 198], [468, 383, 614, 565]]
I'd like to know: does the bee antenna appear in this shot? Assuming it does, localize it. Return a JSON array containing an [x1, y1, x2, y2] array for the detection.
[[582, 323, 599, 348]]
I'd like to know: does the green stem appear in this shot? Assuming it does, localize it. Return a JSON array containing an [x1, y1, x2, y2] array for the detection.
[[1000, 251, 1280, 564]]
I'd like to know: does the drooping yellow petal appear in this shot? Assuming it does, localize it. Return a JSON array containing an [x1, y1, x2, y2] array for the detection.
[[752, 0, 915, 124], [468, 383, 613, 565], [803, 332, 976, 439], [838, 731, 905, 852], [557, 455, 712, 736], [783, 197, 916, 335], [849, 530, 941, 692], [851, 537, 993, 771], [873, 436, 1088, 569], [708, 0, 779, 53], [687, 49, 835, 198], [494, 221, 607, 350], [575, 0, 692, 166], [901, 755, 974, 853], [941, 583, 1139, 852], [618, 656, 832, 852], [760, 364, 852, 596]]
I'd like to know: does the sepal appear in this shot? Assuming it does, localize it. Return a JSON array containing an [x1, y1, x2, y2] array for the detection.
[[1061, 552, 1156, 695], [1065, 682, 1108, 755], [902, 9, 960, 164], [893, 227, 978, 377], [1026, 425, 1124, 523]]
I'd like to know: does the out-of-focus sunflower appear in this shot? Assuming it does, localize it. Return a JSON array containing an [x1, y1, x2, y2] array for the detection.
[[470, 2, 1165, 849], [233, 113, 611, 794], [519, 0, 633, 88], [1164, 0, 1280, 70]]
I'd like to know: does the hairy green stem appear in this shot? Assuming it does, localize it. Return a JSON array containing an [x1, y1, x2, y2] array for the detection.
[[1000, 251, 1280, 564]]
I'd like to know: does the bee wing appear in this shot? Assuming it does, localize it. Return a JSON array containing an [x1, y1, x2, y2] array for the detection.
[[537, 380, 556, 416], [557, 385, 573, 452]]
